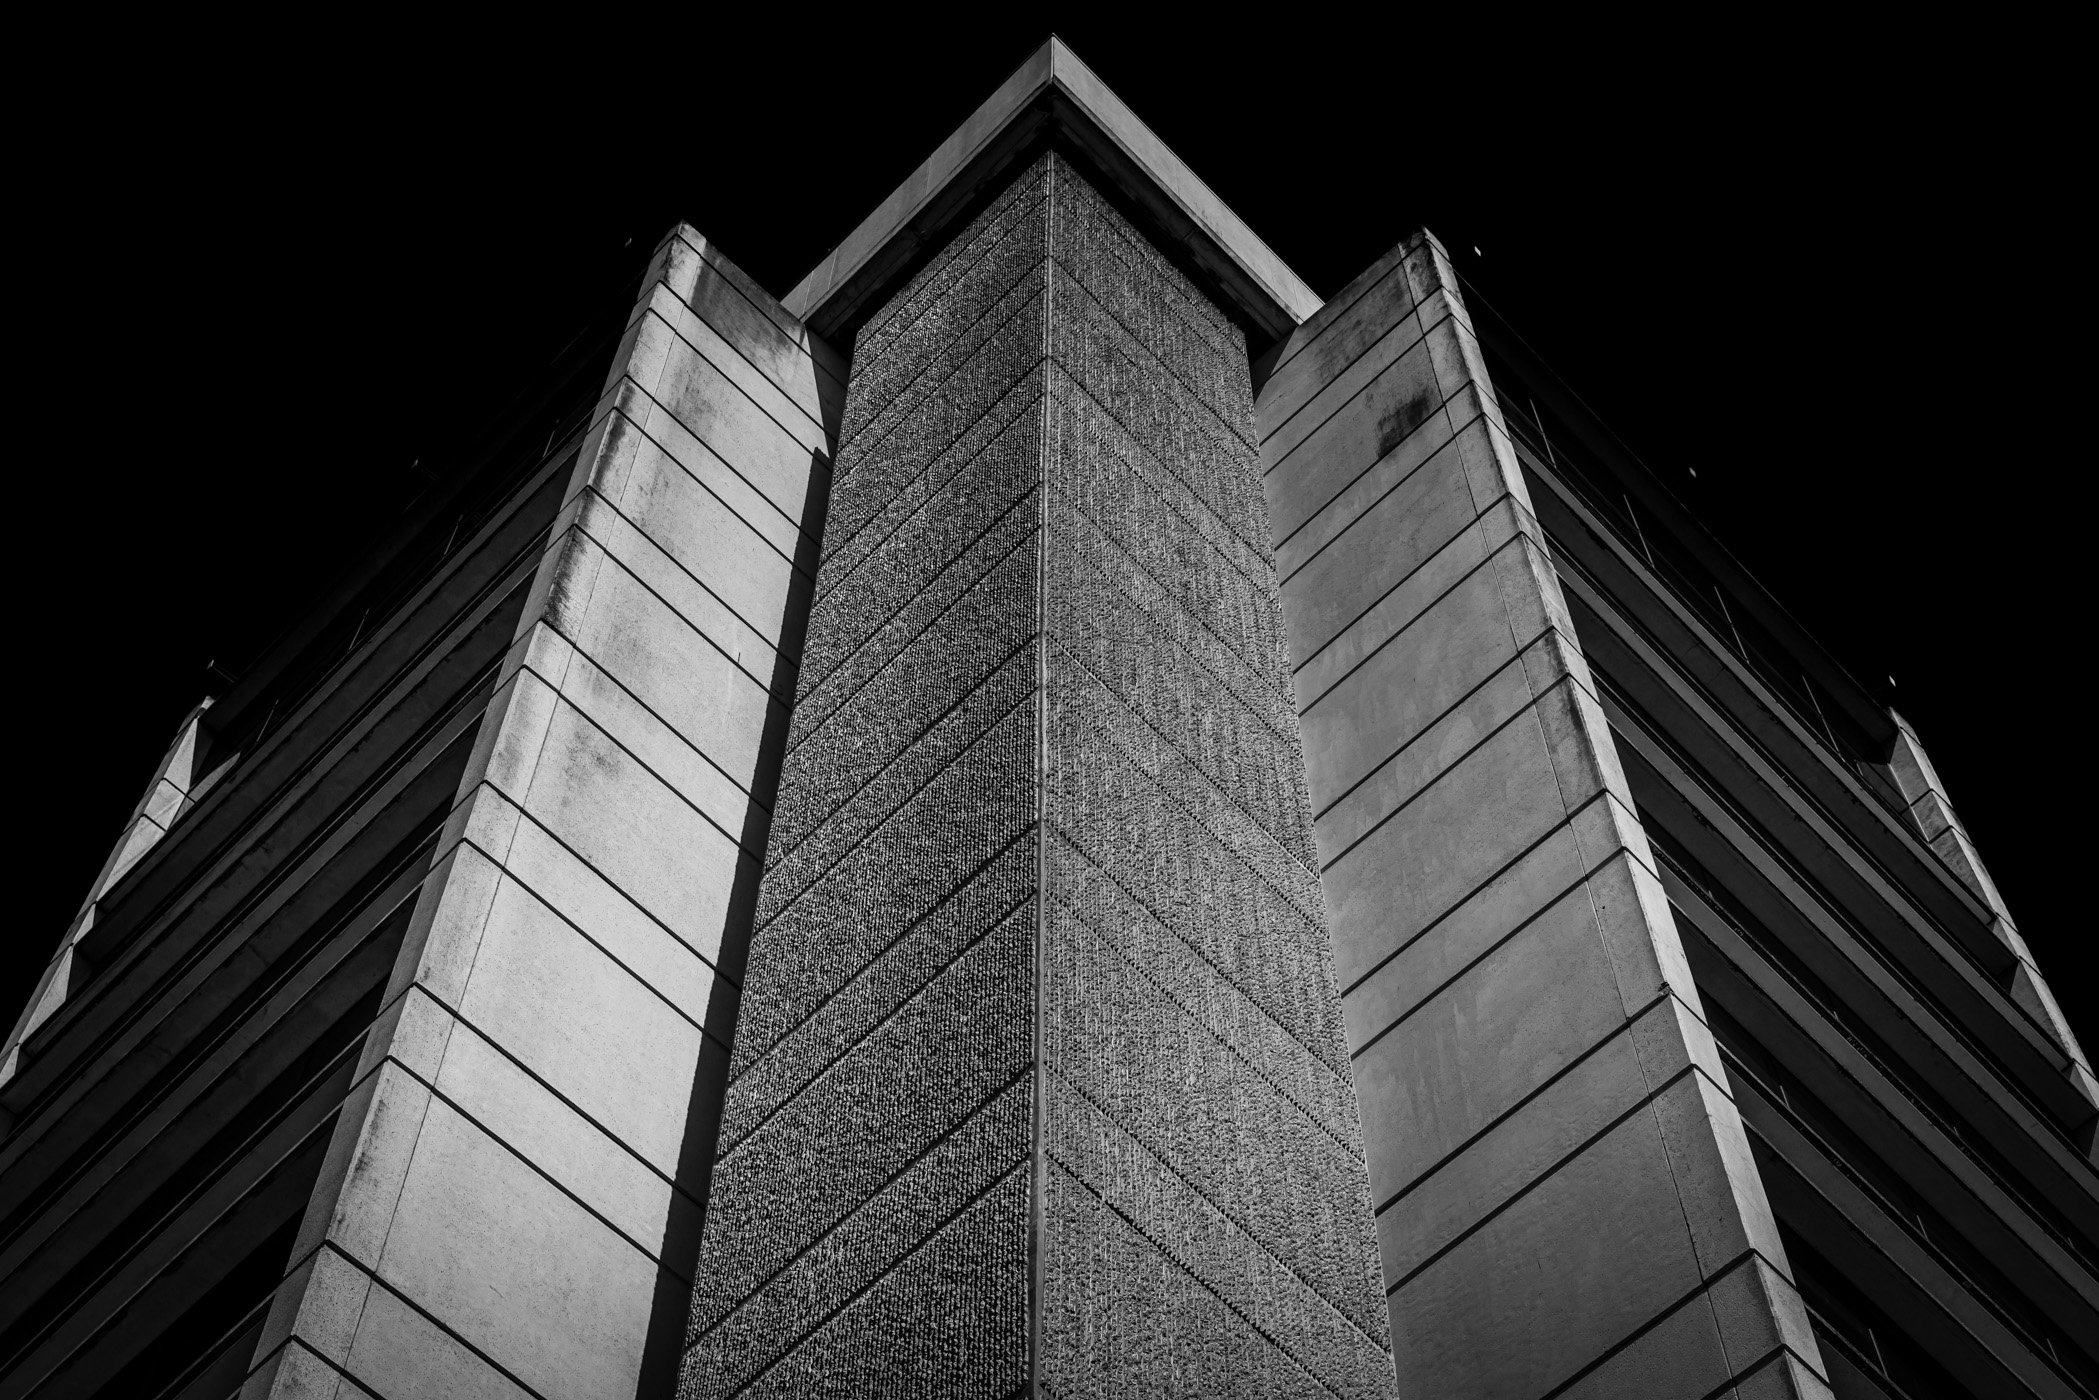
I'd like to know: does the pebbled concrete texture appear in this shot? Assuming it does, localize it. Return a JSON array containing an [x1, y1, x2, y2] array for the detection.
[[682, 152, 1393, 1398], [1258, 231, 1834, 1400], [681, 158, 1046, 1400]]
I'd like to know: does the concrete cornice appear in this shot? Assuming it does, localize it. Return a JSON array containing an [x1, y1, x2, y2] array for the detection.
[[783, 36, 1322, 346]]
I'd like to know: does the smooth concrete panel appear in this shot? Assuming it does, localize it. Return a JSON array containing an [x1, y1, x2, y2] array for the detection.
[[1322, 698, 1574, 987], [508, 685, 747, 963], [678, 232, 846, 427], [342, 1281, 537, 1400], [556, 517, 781, 769], [1391, 1104, 1704, 1399], [607, 388, 807, 565], [248, 1244, 374, 1390], [628, 306, 824, 529], [1293, 498, 1535, 715], [1352, 876, 1631, 1201], [653, 285, 828, 451], [597, 409, 809, 647], [1262, 227, 1826, 1398], [512, 622, 754, 842], [1297, 546, 1526, 798], [259, 231, 835, 1400], [1281, 420, 1483, 659], [372, 1095, 656, 1400], [1265, 336, 1441, 542], [1376, 1012, 1652, 1277], [1552, 1283, 1732, 1400], [473, 795, 718, 1009], [1315, 635, 1561, 863], [448, 879, 706, 1180], [620, 385, 807, 547], [1257, 255, 1419, 435], [1341, 813, 1588, 1044], [1258, 306, 1429, 471], [1273, 392, 1464, 581]]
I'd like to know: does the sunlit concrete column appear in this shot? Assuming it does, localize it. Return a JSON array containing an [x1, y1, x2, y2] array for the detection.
[[245, 226, 843, 1400], [1257, 230, 1832, 1399]]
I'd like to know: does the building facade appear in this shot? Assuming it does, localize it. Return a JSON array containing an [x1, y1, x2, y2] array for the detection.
[[1, 39, 2089, 1400]]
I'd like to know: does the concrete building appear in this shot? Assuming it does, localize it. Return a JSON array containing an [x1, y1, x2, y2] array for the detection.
[[2, 38, 2089, 1400]]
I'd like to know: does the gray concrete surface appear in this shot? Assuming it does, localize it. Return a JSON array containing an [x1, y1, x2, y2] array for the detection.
[[783, 37, 1319, 345], [1258, 230, 1833, 1400], [245, 228, 841, 1400], [684, 151, 1393, 1399]]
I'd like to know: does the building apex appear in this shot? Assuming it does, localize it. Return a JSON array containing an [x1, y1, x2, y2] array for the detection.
[[782, 36, 1322, 347]]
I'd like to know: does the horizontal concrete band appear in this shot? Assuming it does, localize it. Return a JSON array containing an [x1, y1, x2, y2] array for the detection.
[[0, 424, 586, 1396], [0, 696, 497, 1323], [10, 232, 818, 1141], [784, 38, 1319, 343], [1667, 866, 2099, 1330], [1263, 230, 1830, 1399], [252, 236, 838, 1400], [1741, 1083, 2083, 1398], [1520, 456, 2091, 1127], [253, 1237, 563, 1400], [0, 846, 429, 1295], [377, 981, 705, 1252], [0, 1049, 351, 1397], [0, 495, 557, 1144], [1684, 893, 2096, 1395], [1596, 674, 2099, 1199]]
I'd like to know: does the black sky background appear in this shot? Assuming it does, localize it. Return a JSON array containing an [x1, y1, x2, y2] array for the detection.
[[11, 19, 2089, 1050]]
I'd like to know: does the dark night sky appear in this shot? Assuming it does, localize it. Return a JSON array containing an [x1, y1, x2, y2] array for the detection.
[[12, 20, 2088, 1049]]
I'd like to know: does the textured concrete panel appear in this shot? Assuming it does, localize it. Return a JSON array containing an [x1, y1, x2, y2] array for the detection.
[[683, 161, 1047, 1400], [683, 153, 1392, 1398], [1260, 231, 1830, 1398], [252, 230, 838, 1400]]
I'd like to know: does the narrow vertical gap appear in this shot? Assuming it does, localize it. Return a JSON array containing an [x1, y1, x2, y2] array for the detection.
[[1027, 151, 1056, 1400]]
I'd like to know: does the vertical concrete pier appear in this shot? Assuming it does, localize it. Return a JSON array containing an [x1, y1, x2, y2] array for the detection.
[[1257, 232, 1831, 1399], [246, 229, 842, 1400], [681, 152, 1395, 1399]]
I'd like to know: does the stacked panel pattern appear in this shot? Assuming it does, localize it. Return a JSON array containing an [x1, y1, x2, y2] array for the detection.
[[242, 228, 842, 1400], [1257, 232, 1831, 1399], [0, 367, 581, 1398], [1035, 168, 1392, 1400], [681, 159, 1052, 1399], [683, 153, 1394, 1399]]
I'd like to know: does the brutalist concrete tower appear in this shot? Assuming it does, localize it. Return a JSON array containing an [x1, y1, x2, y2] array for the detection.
[[680, 150, 1393, 1397], [6, 35, 2092, 1400]]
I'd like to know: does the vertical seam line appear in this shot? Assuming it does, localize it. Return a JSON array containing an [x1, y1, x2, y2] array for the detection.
[[1028, 151, 1055, 1400]]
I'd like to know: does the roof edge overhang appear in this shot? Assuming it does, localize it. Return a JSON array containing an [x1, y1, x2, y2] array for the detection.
[[783, 37, 1322, 350]]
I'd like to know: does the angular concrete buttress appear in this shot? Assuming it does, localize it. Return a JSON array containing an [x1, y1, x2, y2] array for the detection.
[[679, 151, 1396, 1398], [1256, 231, 1835, 1399], [244, 227, 844, 1400]]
